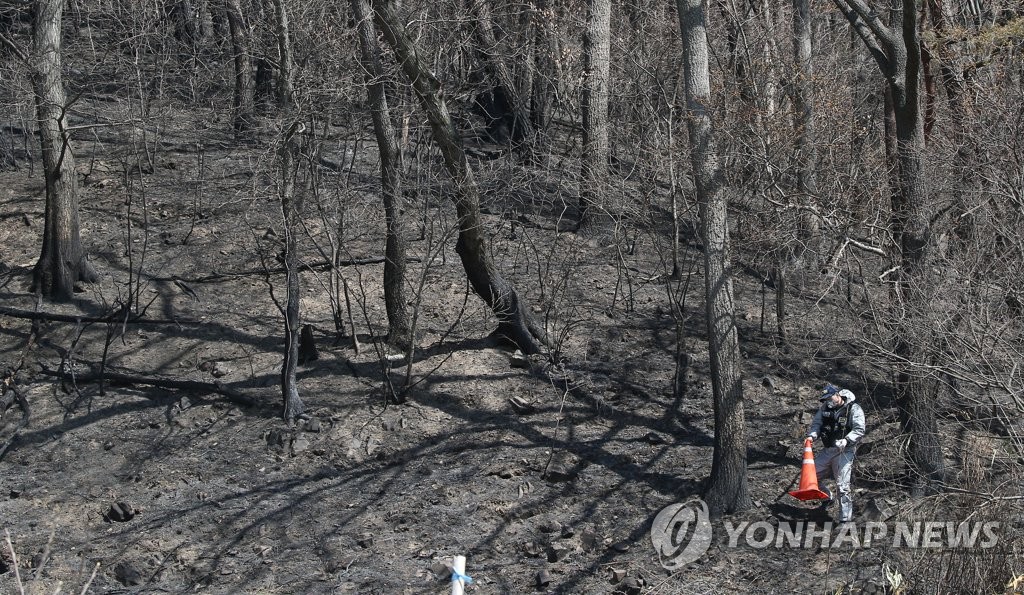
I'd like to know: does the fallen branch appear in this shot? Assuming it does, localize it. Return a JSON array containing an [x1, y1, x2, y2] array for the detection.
[[38, 367, 258, 408], [162, 256, 421, 284], [0, 305, 201, 326]]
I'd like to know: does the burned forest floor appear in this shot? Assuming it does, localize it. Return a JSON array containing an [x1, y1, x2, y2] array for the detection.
[[1, 95, 1022, 595]]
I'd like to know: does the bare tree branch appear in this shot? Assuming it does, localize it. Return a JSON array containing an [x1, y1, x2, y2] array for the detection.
[[0, 30, 29, 64], [833, 0, 892, 71]]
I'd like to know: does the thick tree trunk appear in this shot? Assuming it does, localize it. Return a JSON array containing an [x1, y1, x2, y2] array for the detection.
[[350, 0, 411, 349], [835, 0, 946, 490], [224, 0, 255, 135], [892, 10, 945, 490], [371, 0, 547, 355], [31, 0, 97, 300], [676, 0, 750, 518], [269, 0, 292, 110], [579, 0, 610, 229]]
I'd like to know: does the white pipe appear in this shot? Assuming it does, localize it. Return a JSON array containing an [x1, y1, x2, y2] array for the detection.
[[451, 555, 467, 595]]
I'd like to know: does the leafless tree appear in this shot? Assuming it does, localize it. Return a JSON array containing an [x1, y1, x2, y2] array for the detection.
[[26, 0, 97, 299], [349, 0, 411, 348], [579, 0, 610, 229], [834, 0, 946, 490], [676, 0, 750, 516], [278, 122, 306, 423], [371, 0, 548, 355], [528, 0, 557, 137]]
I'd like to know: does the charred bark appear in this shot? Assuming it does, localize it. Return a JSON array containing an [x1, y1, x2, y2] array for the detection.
[[30, 0, 97, 300], [579, 0, 611, 229], [350, 0, 411, 348], [791, 0, 819, 245], [279, 125, 305, 422]]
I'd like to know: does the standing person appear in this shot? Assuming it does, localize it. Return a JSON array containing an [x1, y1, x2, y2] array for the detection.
[[806, 384, 866, 522]]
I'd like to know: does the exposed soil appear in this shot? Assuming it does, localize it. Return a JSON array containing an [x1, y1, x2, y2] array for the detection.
[[1, 98, 1021, 595]]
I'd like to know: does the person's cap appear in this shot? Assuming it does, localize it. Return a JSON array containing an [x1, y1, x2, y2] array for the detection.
[[819, 383, 840, 401]]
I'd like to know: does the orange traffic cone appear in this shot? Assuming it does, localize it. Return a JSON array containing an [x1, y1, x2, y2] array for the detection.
[[789, 437, 830, 501]]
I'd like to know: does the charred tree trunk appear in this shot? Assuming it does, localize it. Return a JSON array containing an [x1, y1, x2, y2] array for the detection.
[[350, 0, 411, 349], [835, 0, 946, 491], [30, 0, 97, 300], [224, 0, 254, 135], [371, 0, 547, 355], [579, 0, 611, 229], [676, 0, 750, 517], [279, 124, 305, 422], [255, 57, 274, 110]]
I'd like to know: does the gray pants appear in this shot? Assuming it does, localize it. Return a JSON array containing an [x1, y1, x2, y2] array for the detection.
[[815, 446, 855, 521]]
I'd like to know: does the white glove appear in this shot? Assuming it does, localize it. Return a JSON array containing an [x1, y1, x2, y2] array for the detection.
[[835, 439, 847, 449], [807, 432, 817, 440]]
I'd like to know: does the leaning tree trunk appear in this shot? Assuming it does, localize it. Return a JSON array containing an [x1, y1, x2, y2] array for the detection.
[[279, 125, 305, 423], [350, 0, 411, 349], [579, 0, 611, 229], [224, 0, 255, 135], [31, 0, 97, 300], [676, 0, 750, 518], [371, 0, 547, 355], [835, 0, 946, 491]]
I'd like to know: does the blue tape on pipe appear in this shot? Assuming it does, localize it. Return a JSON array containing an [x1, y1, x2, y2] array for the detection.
[[452, 570, 474, 585]]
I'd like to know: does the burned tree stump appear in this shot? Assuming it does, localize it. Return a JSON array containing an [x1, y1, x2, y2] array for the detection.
[[299, 324, 319, 364]]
